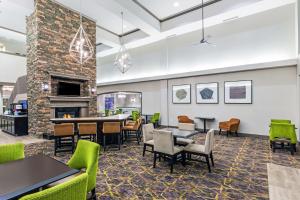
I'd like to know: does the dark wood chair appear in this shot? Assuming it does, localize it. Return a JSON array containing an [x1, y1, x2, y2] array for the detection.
[[102, 122, 121, 151], [78, 123, 97, 142], [53, 123, 75, 156]]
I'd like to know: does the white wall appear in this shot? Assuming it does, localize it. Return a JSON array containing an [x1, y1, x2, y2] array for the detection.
[[97, 4, 296, 84], [0, 53, 26, 83], [98, 66, 298, 136]]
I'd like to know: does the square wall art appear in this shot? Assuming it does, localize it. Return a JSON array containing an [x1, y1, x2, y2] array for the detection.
[[196, 82, 218, 104], [224, 80, 252, 104], [172, 84, 191, 104]]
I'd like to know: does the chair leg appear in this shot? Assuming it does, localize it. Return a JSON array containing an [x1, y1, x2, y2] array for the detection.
[[219, 129, 222, 135], [205, 155, 211, 173], [226, 131, 229, 137], [181, 152, 186, 166], [235, 131, 238, 137], [118, 134, 121, 150], [71, 136, 75, 153], [153, 152, 157, 168], [91, 188, 96, 200], [142, 144, 146, 157], [291, 144, 295, 155], [272, 141, 276, 153], [136, 131, 140, 145], [210, 152, 214, 167], [170, 156, 175, 173], [54, 137, 57, 156], [103, 135, 106, 151]]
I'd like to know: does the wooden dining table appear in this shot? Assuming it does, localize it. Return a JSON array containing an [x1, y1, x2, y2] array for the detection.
[[0, 154, 79, 200], [50, 114, 131, 144]]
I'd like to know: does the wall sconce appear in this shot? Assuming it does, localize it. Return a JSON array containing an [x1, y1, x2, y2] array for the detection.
[[90, 87, 96, 95], [41, 83, 49, 92]]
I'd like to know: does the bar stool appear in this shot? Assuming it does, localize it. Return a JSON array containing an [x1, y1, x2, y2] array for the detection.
[[53, 123, 75, 156], [78, 123, 97, 142], [102, 122, 121, 151]]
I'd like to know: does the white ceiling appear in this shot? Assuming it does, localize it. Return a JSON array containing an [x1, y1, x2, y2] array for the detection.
[[136, 0, 211, 20], [0, 0, 297, 57]]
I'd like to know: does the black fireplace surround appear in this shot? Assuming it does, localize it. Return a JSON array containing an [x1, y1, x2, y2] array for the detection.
[[55, 107, 80, 118]]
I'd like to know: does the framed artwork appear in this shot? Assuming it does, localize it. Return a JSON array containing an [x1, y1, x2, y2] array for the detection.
[[172, 84, 191, 104], [196, 82, 219, 104], [224, 80, 252, 104]]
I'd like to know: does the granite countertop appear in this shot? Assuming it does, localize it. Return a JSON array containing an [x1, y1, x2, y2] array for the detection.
[[50, 114, 131, 122], [1, 115, 28, 118]]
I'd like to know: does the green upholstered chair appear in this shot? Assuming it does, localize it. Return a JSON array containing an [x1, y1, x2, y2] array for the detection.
[[0, 143, 24, 164], [20, 173, 88, 200], [132, 110, 140, 121], [271, 119, 291, 124], [150, 113, 160, 128], [269, 122, 297, 155], [67, 140, 100, 199]]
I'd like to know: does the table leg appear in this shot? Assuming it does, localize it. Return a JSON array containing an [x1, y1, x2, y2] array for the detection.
[[203, 119, 207, 133]]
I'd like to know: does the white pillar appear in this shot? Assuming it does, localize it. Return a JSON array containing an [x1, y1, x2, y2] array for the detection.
[[0, 86, 3, 115]]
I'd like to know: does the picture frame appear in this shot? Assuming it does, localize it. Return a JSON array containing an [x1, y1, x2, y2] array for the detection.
[[172, 84, 191, 104], [224, 80, 252, 104], [196, 82, 219, 104]]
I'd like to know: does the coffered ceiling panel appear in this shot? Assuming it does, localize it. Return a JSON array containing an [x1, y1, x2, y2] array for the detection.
[[134, 0, 212, 20]]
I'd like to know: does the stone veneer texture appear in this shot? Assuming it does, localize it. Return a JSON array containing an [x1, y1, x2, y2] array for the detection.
[[26, 0, 97, 136]]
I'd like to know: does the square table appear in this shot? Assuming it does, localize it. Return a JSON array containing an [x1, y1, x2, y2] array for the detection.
[[195, 117, 215, 132], [161, 128, 200, 144], [0, 154, 79, 200]]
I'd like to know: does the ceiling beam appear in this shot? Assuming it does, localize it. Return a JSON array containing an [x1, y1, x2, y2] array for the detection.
[[96, 26, 120, 48], [95, 0, 160, 35]]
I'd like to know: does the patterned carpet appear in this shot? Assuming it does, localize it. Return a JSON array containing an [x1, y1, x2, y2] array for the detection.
[[25, 134, 300, 200]]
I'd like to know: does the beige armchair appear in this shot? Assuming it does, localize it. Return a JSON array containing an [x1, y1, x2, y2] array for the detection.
[[142, 123, 154, 156], [176, 123, 196, 146], [153, 130, 185, 173], [184, 129, 215, 172]]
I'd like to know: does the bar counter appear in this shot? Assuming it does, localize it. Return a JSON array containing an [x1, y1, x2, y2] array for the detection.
[[50, 114, 130, 144], [0, 115, 28, 136]]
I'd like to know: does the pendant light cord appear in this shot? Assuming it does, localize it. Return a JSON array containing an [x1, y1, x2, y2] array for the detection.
[[201, 0, 205, 40], [80, 0, 82, 24], [121, 12, 124, 45]]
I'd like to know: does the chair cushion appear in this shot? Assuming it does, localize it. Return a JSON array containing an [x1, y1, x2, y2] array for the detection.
[[176, 138, 195, 145], [144, 139, 154, 145], [173, 146, 184, 155], [184, 144, 206, 154]]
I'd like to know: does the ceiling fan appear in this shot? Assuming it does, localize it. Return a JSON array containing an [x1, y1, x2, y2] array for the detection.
[[194, 0, 215, 46]]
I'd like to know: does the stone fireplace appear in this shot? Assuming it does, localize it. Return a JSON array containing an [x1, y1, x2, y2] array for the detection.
[[26, 0, 97, 136]]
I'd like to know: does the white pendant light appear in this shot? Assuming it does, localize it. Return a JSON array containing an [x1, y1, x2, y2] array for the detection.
[[114, 12, 132, 74], [69, 0, 94, 64]]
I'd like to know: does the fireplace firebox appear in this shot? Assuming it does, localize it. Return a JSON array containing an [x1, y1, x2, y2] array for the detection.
[[55, 107, 80, 118]]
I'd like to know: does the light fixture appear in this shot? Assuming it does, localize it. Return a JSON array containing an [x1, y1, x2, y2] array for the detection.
[[69, 0, 94, 64], [173, 2, 180, 7], [0, 42, 5, 51], [41, 83, 49, 92], [194, 0, 215, 46], [114, 12, 132, 74]]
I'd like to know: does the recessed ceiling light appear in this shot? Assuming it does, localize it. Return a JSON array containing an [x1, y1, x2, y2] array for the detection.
[[173, 2, 180, 7]]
